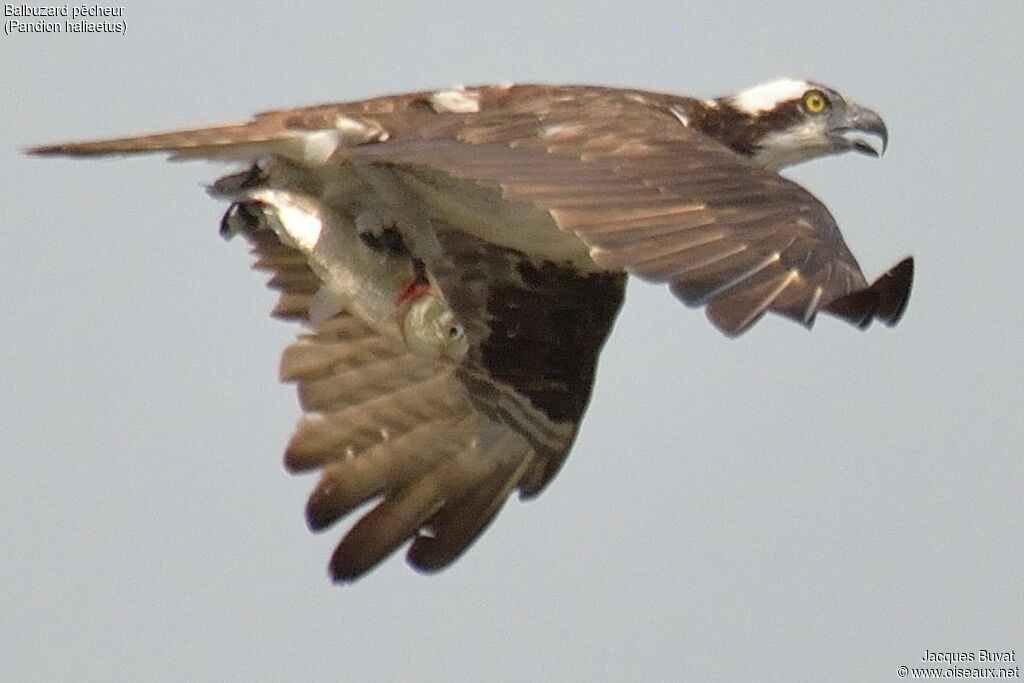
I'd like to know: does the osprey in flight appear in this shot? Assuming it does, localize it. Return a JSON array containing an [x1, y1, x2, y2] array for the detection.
[[29, 79, 913, 582]]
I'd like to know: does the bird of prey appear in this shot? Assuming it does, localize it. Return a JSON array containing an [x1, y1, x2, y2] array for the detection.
[[27, 79, 914, 582]]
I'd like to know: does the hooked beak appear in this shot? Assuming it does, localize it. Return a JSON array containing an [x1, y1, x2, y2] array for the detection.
[[831, 103, 889, 158]]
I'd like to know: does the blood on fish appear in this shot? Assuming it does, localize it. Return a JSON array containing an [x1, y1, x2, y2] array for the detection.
[[395, 278, 432, 307]]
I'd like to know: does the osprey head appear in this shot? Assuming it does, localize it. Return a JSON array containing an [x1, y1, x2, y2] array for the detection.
[[710, 79, 888, 171]]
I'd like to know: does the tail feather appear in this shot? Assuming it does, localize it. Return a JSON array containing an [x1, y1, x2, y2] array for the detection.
[[328, 451, 494, 582], [329, 475, 448, 582], [304, 414, 471, 531], [408, 452, 533, 572]]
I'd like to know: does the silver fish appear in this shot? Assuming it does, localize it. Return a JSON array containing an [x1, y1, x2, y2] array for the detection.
[[220, 187, 468, 363]]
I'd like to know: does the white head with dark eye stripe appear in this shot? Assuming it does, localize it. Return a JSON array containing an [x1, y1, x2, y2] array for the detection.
[[715, 79, 889, 171]]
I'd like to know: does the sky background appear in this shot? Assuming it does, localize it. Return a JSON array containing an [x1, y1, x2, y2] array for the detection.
[[2, 1, 1022, 681]]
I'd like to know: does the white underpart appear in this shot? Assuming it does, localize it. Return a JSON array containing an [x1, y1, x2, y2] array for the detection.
[[254, 189, 324, 251], [353, 165, 446, 265], [429, 88, 481, 113], [395, 168, 599, 269], [289, 129, 343, 165], [751, 119, 832, 171], [730, 79, 809, 114]]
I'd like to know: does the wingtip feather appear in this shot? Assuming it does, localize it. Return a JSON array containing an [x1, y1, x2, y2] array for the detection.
[[876, 256, 914, 325], [824, 256, 914, 329]]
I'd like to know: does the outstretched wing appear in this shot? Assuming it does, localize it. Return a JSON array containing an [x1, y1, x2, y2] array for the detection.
[[236, 207, 624, 581], [27, 84, 912, 335], [339, 87, 912, 334]]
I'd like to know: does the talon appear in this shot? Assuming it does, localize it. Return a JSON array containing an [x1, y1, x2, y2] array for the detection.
[[360, 227, 408, 255], [356, 211, 408, 255], [219, 201, 264, 239]]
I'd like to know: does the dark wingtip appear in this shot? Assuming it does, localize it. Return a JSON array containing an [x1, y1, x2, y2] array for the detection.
[[825, 257, 914, 328], [329, 550, 362, 584], [872, 256, 914, 325], [305, 490, 344, 532], [326, 520, 390, 583]]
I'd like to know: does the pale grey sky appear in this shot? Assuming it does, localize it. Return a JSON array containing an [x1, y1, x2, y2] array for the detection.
[[2, 1, 1022, 681]]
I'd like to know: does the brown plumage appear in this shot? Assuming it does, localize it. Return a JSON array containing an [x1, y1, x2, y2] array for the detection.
[[26, 80, 913, 581]]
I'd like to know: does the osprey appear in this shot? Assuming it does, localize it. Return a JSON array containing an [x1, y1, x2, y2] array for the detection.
[[28, 79, 913, 582]]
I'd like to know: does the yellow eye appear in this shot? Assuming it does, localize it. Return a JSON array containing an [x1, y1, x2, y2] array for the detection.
[[802, 89, 828, 114]]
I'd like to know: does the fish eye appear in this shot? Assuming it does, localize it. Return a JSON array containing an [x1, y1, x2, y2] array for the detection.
[[802, 89, 829, 114], [448, 322, 464, 339]]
